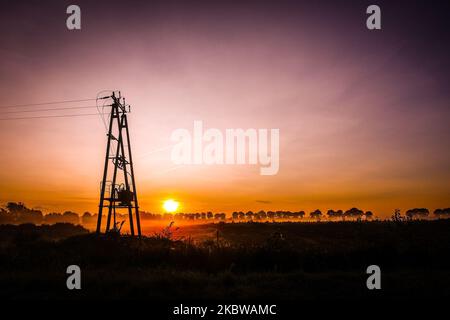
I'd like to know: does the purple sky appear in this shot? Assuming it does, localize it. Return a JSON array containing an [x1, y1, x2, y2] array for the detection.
[[0, 0, 449, 216]]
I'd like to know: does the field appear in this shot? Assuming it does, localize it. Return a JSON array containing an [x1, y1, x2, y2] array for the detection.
[[0, 219, 449, 300]]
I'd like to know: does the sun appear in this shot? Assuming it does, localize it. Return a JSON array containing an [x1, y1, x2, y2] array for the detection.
[[163, 199, 179, 213]]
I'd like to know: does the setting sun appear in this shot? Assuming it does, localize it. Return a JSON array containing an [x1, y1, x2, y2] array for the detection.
[[163, 199, 179, 213]]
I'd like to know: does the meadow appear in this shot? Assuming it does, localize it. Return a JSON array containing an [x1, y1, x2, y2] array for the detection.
[[0, 219, 449, 300]]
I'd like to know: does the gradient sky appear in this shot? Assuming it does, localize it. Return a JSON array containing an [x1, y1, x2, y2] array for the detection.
[[0, 0, 449, 217]]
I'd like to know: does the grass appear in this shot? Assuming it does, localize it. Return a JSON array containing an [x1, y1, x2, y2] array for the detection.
[[0, 220, 449, 300]]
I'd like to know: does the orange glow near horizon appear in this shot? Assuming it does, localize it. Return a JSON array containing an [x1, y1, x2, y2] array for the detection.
[[0, 2, 449, 218]]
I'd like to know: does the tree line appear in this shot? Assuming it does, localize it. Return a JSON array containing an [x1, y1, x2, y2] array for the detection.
[[1, 202, 449, 225]]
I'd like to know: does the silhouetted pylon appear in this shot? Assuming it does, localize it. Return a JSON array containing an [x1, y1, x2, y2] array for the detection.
[[96, 91, 141, 236]]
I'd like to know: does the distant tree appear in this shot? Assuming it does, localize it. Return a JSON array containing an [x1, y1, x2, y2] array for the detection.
[[344, 208, 364, 219], [207, 212, 213, 219], [139, 212, 154, 220], [214, 213, 225, 220], [63, 211, 80, 225], [6, 202, 27, 213], [405, 208, 429, 220], [296, 211, 305, 219], [391, 209, 404, 223], [153, 213, 163, 220], [434, 208, 450, 219], [310, 209, 322, 219], [81, 212, 94, 225], [258, 210, 266, 219], [44, 213, 65, 224], [232, 212, 238, 220], [364, 211, 373, 220], [5, 202, 43, 224], [20, 209, 43, 224], [174, 213, 183, 220], [326, 209, 343, 220]]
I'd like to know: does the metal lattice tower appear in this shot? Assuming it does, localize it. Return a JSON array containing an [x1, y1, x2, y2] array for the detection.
[[96, 91, 141, 236]]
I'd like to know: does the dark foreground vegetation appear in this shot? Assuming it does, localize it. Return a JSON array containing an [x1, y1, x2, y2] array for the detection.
[[0, 220, 449, 300]]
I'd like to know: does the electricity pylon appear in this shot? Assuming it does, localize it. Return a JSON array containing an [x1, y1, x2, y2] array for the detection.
[[96, 91, 141, 236]]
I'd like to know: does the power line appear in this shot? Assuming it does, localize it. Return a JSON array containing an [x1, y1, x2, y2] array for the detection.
[[0, 113, 109, 121], [0, 98, 100, 109], [3, 105, 107, 114]]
